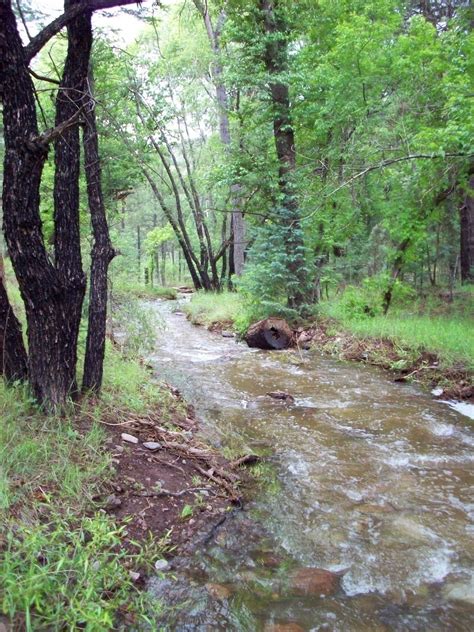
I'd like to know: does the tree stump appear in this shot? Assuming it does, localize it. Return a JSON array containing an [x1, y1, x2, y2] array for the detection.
[[245, 318, 294, 350]]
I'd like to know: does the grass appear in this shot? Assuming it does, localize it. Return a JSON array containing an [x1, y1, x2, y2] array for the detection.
[[182, 290, 244, 329], [321, 288, 474, 369], [0, 345, 172, 630], [111, 279, 177, 301]]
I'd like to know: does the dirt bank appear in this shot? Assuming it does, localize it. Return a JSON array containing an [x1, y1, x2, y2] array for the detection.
[[85, 385, 249, 561]]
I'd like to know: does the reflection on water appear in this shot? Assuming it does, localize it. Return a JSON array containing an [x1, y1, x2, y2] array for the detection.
[[147, 300, 474, 631]]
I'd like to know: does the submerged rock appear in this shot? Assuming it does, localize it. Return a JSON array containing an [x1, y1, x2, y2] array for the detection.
[[289, 567, 340, 597], [442, 578, 474, 605], [267, 391, 295, 403]]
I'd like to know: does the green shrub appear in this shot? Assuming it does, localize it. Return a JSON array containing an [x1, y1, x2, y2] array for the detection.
[[1, 513, 155, 631]]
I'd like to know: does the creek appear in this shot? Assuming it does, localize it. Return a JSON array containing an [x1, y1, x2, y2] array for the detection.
[[146, 299, 473, 631]]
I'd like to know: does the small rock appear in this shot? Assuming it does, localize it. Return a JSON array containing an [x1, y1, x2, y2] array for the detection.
[[121, 433, 138, 444], [154, 559, 170, 572], [91, 560, 101, 572], [222, 331, 235, 338], [129, 571, 141, 582], [114, 445, 125, 454], [431, 388, 444, 397], [442, 578, 474, 605], [205, 583, 232, 600], [105, 494, 122, 509], [289, 567, 340, 597], [143, 441, 162, 451]]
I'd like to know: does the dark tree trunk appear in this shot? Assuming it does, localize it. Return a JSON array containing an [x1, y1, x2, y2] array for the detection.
[[0, 255, 28, 382], [260, 0, 308, 309], [52, 0, 90, 399], [460, 172, 474, 283], [382, 239, 410, 315], [1, 2, 79, 408], [82, 69, 116, 393]]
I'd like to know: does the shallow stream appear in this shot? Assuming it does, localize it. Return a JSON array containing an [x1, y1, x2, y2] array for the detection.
[[146, 299, 473, 631]]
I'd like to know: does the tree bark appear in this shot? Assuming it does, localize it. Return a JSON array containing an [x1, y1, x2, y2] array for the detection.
[[192, 0, 246, 276], [245, 317, 294, 350], [382, 239, 410, 315], [1, 1, 75, 408], [460, 171, 474, 283], [52, 0, 90, 399], [0, 254, 28, 382], [260, 0, 308, 309], [82, 70, 116, 393]]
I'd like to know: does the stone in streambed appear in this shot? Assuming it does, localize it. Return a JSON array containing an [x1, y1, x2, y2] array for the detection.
[[222, 331, 235, 338], [143, 441, 162, 451], [289, 567, 340, 596], [442, 578, 474, 605], [121, 433, 138, 444]]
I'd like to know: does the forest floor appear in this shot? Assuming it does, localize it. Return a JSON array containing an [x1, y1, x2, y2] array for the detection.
[[182, 289, 473, 402], [0, 344, 246, 630]]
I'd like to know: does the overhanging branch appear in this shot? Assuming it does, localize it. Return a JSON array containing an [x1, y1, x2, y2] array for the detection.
[[25, 0, 147, 62]]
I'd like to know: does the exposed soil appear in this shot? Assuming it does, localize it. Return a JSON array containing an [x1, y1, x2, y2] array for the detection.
[[89, 386, 250, 557]]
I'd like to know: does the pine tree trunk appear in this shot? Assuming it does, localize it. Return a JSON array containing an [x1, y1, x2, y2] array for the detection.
[[260, 0, 308, 309], [82, 69, 116, 393]]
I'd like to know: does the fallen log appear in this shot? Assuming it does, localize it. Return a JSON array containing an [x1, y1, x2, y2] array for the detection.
[[245, 318, 294, 350]]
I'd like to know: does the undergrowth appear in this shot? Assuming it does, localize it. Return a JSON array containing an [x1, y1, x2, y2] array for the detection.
[[0, 343, 173, 630], [320, 286, 474, 369]]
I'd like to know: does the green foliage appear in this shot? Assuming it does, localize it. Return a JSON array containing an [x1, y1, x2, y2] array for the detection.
[[0, 514, 155, 630], [322, 287, 474, 368], [334, 276, 416, 319], [112, 297, 162, 357], [236, 223, 307, 326]]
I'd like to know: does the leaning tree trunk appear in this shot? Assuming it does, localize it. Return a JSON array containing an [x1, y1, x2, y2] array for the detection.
[[82, 69, 116, 393], [0, 254, 28, 382], [260, 0, 308, 309]]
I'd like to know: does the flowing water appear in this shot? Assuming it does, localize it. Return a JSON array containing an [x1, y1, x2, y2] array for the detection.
[[146, 299, 474, 631]]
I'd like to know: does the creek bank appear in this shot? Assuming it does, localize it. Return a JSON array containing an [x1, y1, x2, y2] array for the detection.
[[185, 306, 472, 402], [299, 321, 473, 402], [93, 384, 253, 557]]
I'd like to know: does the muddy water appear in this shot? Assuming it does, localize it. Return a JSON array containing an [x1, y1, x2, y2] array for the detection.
[[147, 300, 474, 631]]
